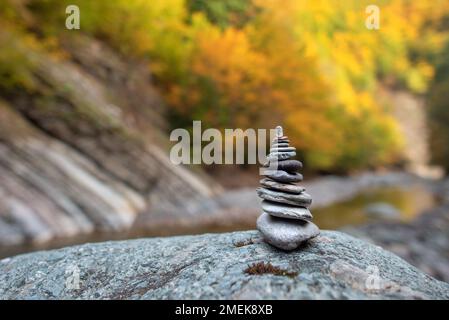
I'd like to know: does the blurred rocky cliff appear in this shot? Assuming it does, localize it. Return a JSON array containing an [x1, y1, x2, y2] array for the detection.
[[0, 34, 222, 247]]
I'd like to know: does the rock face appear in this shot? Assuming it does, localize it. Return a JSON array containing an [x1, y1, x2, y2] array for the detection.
[[257, 126, 319, 250], [1, 230, 448, 300], [0, 33, 221, 249]]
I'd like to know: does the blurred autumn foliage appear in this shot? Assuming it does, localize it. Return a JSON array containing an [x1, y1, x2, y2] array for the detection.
[[428, 42, 449, 171], [2, 0, 449, 172]]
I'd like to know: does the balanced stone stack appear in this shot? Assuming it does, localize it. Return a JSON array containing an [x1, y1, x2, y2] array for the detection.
[[256, 126, 320, 250]]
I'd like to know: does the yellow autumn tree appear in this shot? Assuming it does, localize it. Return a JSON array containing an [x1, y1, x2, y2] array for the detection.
[[3, 0, 449, 171]]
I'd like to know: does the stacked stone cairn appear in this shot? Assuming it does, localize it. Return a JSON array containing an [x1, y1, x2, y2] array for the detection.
[[256, 126, 320, 250]]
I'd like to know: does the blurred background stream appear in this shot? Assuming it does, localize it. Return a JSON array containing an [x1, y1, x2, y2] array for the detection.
[[0, 180, 439, 255]]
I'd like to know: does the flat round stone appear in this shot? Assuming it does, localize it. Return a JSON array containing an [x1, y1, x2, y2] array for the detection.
[[267, 151, 296, 161], [257, 188, 312, 207], [257, 212, 320, 250], [261, 200, 312, 220], [260, 178, 305, 194], [273, 139, 290, 144], [270, 147, 296, 153], [278, 160, 303, 171], [274, 135, 289, 140], [273, 136, 289, 142], [264, 160, 302, 172], [263, 170, 303, 183], [271, 143, 289, 148]]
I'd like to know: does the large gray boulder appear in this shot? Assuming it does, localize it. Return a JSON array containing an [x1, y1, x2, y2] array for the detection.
[[1, 230, 448, 300]]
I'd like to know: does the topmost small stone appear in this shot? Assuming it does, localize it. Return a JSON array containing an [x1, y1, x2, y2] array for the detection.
[[276, 126, 283, 138]]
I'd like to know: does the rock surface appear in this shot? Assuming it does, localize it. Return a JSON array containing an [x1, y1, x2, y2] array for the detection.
[[1, 230, 448, 300]]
